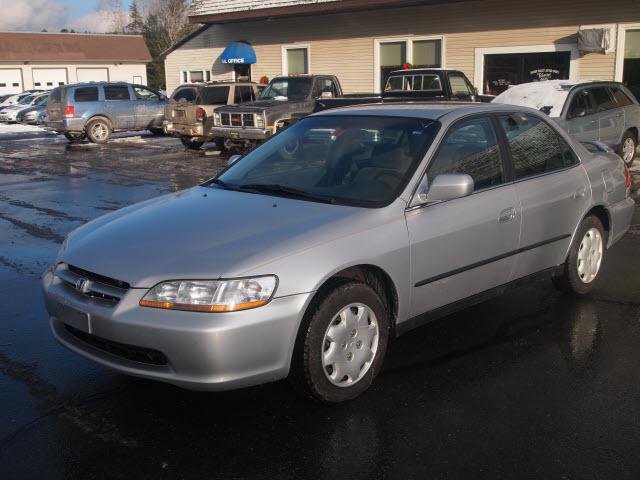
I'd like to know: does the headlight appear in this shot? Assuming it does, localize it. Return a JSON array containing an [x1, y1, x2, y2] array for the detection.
[[139, 276, 277, 313], [255, 114, 265, 129], [214, 112, 221, 126]]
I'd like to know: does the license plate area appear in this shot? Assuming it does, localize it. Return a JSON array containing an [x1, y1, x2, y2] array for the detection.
[[174, 110, 185, 118], [53, 302, 90, 333]]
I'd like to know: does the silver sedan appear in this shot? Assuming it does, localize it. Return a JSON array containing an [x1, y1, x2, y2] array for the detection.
[[43, 103, 635, 402]]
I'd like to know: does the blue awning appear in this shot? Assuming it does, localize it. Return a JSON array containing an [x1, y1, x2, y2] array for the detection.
[[220, 41, 257, 65]]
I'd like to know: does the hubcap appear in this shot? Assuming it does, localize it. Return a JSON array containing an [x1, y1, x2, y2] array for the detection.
[[91, 122, 108, 141], [622, 138, 636, 163], [321, 303, 379, 387], [577, 228, 603, 284]]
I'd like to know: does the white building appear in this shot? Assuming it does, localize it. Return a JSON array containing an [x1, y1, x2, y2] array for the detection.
[[0, 32, 152, 95]]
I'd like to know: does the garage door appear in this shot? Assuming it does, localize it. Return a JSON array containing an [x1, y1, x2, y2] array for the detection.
[[76, 68, 109, 83], [0, 69, 23, 95], [32, 68, 68, 89]]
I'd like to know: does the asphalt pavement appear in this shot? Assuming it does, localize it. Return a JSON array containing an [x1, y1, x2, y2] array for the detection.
[[1, 129, 639, 480]]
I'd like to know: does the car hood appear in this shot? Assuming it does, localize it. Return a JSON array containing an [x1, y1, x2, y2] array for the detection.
[[61, 186, 368, 288], [218, 99, 312, 114]]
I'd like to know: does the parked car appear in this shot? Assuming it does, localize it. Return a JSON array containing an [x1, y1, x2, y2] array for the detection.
[[0, 90, 43, 106], [164, 81, 262, 150], [213, 71, 486, 150], [43, 102, 634, 402], [45, 82, 167, 144], [0, 92, 49, 123], [492, 80, 640, 166], [17, 93, 49, 124]]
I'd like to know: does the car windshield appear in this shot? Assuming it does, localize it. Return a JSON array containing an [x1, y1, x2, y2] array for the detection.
[[260, 77, 313, 100], [214, 115, 440, 207], [19, 95, 36, 105], [200, 86, 230, 104], [35, 96, 48, 106]]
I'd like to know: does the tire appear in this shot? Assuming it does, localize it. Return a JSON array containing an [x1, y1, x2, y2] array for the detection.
[[618, 130, 637, 167], [289, 282, 390, 403], [85, 118, 112, 144], [180, 138, 204, 150], [64, 132, 86, 144], [214, 138, 228, 152], [553, 216, 605, 296], [149, 128, 164, 136]]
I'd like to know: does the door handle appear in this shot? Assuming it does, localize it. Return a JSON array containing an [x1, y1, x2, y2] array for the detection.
[[499, 207, 517, 223]]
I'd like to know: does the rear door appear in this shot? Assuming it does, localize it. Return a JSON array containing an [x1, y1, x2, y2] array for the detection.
[[168, 86, 197, 126], [103, 84, 136, 129], [45, 87, 64, 123], [564, 88, 599, 142], [590, 86, 624, 148], [497, 113, 589, 280], [406, 115, 521, 316]]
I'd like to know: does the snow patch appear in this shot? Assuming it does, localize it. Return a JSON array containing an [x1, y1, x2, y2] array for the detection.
[[0, 123, 47, 135], [491, 80, 588, 117]]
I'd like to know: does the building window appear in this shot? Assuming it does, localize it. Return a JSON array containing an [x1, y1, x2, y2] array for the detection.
[[180, 70, 211, 84], [376, 37, 443, 92], [282, 46, 309, 75]]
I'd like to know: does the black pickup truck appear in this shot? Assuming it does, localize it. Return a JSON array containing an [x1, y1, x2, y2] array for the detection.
[[211, 69, 487, 149]]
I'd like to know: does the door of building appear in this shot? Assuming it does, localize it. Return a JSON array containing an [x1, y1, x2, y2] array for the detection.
[[234, 64, 251, 82], [32, 68, 68, 89], [0, 69, 22, 95], [622, 29, 640, 100], [483, 52, 571, 95]]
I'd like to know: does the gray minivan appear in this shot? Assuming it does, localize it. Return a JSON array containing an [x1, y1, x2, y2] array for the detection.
[[493, 80, 640, 166], [46, 82, 168, 144]]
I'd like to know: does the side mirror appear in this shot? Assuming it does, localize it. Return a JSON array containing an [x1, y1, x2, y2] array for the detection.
[[227, 154, 242, 166], [418, 173, 474, 204]]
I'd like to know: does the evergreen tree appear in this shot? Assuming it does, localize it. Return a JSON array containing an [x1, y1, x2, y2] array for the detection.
[[127, 0, 144, 35]]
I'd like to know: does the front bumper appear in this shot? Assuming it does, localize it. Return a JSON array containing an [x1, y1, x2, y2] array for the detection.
[[211, 126, 272, 141], [163, 121, 208, 140], [42, 267, 311, 391]]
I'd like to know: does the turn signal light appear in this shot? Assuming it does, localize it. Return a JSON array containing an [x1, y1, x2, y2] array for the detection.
[[196, 107, 206, 122], [64, 106, 75, 118]]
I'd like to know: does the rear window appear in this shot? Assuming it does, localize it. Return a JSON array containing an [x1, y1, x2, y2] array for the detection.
[[104, 85, 131, 101], [172, 87, 196, 103], [74, 87, 99, 102], [385, 74, 442, 92], [49, 88, 62, 105], [200, 86, 230, 104]]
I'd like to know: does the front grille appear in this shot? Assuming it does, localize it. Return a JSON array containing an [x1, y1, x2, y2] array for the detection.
[[220, 112, 256, 127], [56, 264, 129, 305], [65, 324, 169, 366], [68, 264, 130, 290]]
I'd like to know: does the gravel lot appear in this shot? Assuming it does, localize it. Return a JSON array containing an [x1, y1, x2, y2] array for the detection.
[[1, 126, 640, 480]]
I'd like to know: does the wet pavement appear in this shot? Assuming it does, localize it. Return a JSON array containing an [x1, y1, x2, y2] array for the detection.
[[1, 129, 640, 479]]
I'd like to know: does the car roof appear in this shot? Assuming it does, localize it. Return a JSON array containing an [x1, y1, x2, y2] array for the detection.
[[312, 102, 543, 121]]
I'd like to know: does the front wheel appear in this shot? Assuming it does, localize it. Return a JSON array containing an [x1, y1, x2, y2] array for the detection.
[[553, 216, 605, 295], [289, 282, 390, 403], [619, 130, 637, 167]]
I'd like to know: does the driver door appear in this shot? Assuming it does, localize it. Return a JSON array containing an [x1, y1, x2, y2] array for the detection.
[[406, 116, 521, 317]]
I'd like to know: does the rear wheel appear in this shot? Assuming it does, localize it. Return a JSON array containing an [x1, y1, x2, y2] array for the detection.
[[63, 132, 86, 144], [553, 216, 605, 295], [214, 138, 228, 152], [149, 128, 164, 136], [180, 138, 204, 150], [289, 282, 390, 403], [619, 130, 637, 166], [85, 118, 112, 144]]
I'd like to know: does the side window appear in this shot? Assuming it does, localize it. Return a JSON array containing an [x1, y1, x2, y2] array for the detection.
[[428, 117, 503, 191], [498, 114, 574, 179], [171, 88, 196, 103], [611, 87, 634, 107], [104, 86, 131, 101], [133, 86, 160, 101], [449, 73, 472, 97], [567, 90, 593, 119], [74, 87, 99, 102], [590, 87, 616, 111]]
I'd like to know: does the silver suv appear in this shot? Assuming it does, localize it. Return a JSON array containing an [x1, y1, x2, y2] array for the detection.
[[45, 82, 168, 144], [493, 80, 640, 166]]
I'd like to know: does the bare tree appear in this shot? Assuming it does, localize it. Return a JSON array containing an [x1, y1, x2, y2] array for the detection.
[[96, 0, 129, 34], [148, 0, 192, 45]]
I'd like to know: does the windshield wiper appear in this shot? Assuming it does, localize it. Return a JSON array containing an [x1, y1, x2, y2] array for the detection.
[[238, 183, 336, 204], [210, 178, 241, 191]]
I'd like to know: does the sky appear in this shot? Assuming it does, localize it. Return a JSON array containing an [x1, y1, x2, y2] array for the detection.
[[0, 0, 125, 33]]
